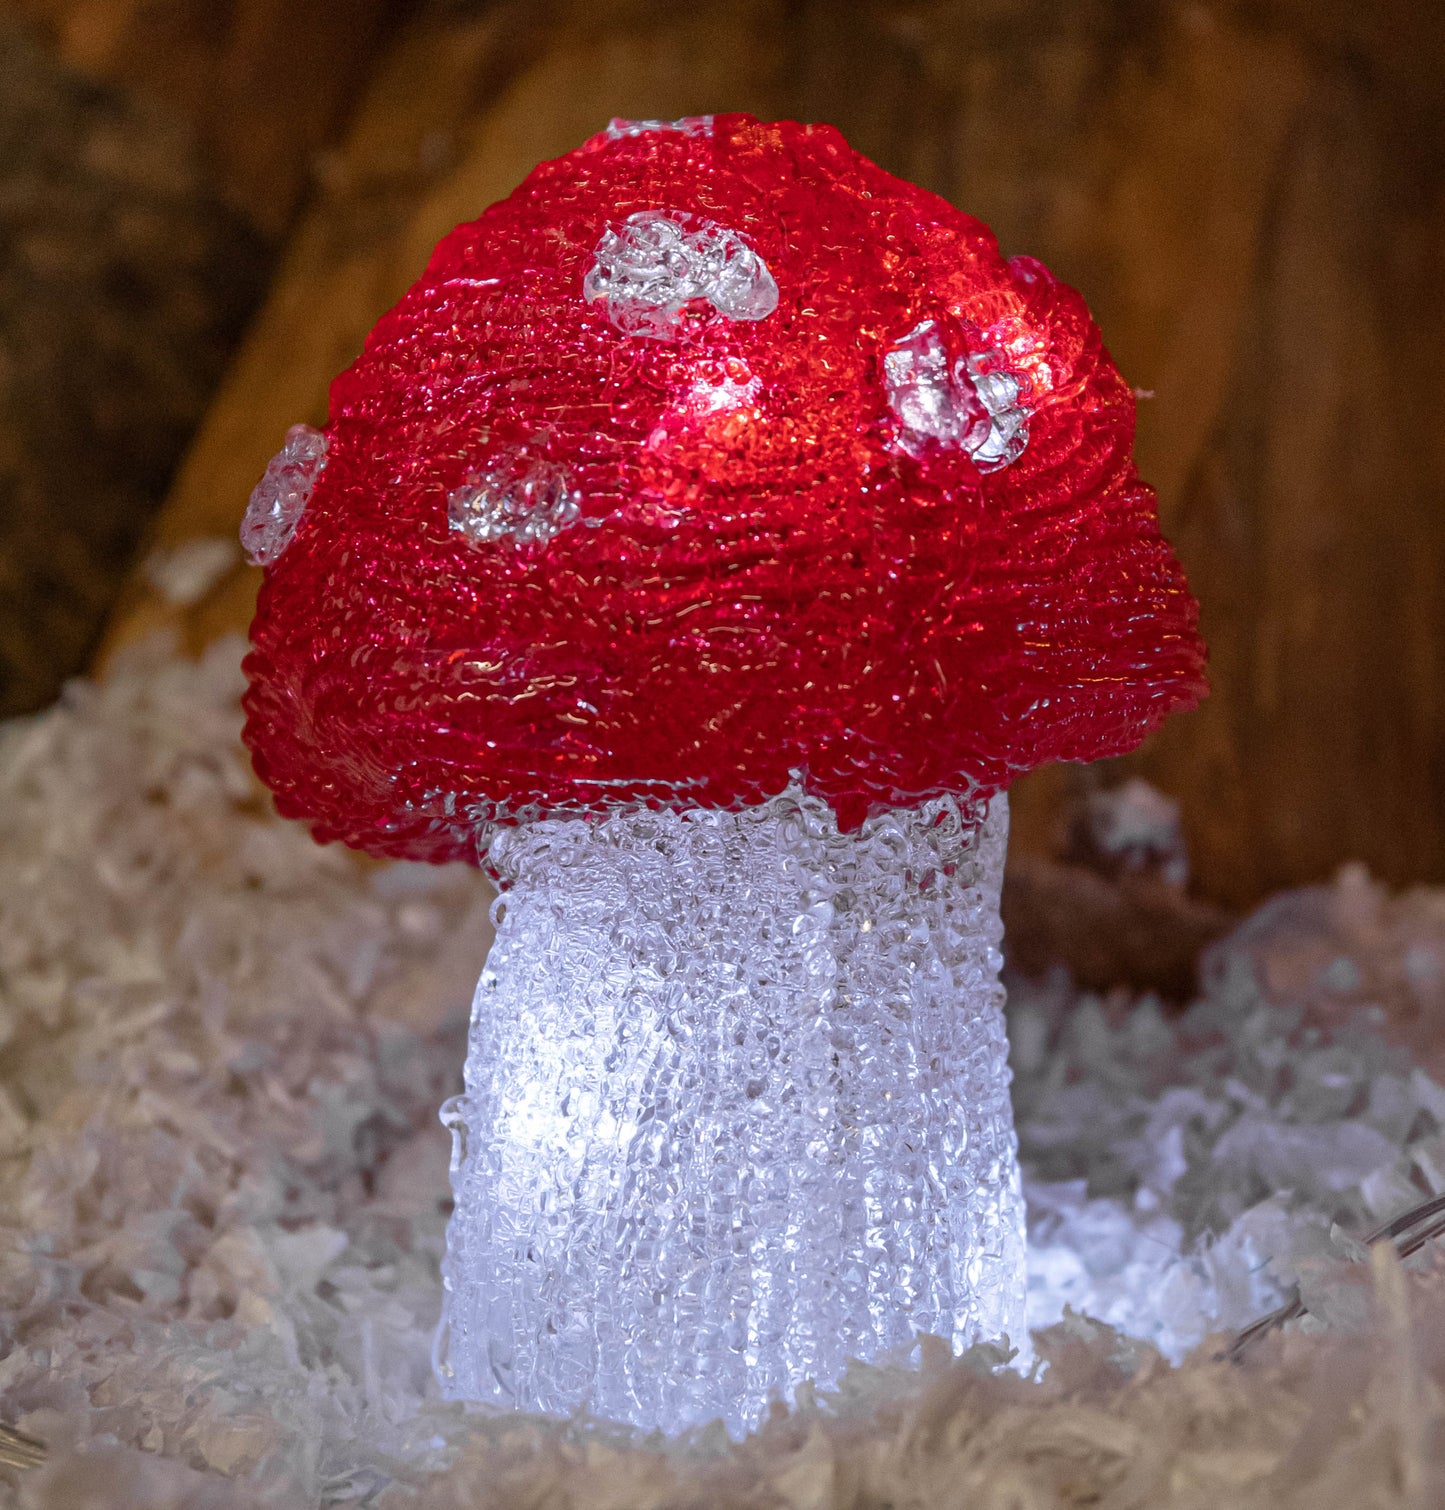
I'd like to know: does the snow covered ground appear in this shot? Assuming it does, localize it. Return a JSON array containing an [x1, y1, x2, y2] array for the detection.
[[2, 638, 1444, 1507]]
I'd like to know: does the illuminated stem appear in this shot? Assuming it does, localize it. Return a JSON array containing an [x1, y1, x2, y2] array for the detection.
[[435, 788, 1025, 1435]]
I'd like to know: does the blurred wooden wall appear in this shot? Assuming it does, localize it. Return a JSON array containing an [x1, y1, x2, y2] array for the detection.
[[43, 0, 1443, 910], [10, 0, 398, 235]]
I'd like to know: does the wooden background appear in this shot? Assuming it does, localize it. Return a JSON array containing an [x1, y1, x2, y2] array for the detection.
[[4, 0, 1443, 915]]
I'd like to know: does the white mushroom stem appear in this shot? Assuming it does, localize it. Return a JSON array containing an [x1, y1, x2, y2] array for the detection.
[[435, 785, 1026, 1436]]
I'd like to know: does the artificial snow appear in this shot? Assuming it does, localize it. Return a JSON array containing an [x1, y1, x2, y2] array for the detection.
[[1, 638, 1444, 1506]]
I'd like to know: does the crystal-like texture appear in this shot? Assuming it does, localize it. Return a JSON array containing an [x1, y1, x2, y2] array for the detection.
[[606, 115, 715, 140], [436, 789, 1024, 1436], [969, 361, 1030, 469], [583, 210, 779, 338], [240, 115, 1206, 864], [240, 424, 328, 567], [447, 447, 581, 548], [884, 319, 1030, 471], [884, 319, 992, 456]]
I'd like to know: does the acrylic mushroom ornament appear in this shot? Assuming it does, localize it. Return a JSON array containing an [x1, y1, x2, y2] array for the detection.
[[241, 114, 1207, 1437]]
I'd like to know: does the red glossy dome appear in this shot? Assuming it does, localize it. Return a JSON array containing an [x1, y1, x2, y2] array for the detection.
[[242, 114, 1207, 863]]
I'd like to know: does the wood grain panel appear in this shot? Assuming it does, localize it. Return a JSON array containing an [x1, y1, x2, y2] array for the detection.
[[0, 11, 271, 716], [9, 0, 398, 233]]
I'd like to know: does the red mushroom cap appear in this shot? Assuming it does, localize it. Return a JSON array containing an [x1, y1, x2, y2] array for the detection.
[[242, 114, 1206, 864]]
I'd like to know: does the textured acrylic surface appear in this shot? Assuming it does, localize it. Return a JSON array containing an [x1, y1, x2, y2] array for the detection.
[[240, 424, 328, 567], [446, 447, 582, 549], [584, 210, 779, 337], [241, 114, 1207, 865], [884, 319, 1030, 471], [436, 789, 1025, 1435]]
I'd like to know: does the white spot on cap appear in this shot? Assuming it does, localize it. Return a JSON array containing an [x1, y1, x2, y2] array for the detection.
[[584, 211, 778, 340], [448, 448, 581, 550], [241, 424, 328, 566], [884, 320, 1030, 471], [606, 116, 715, 140]]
